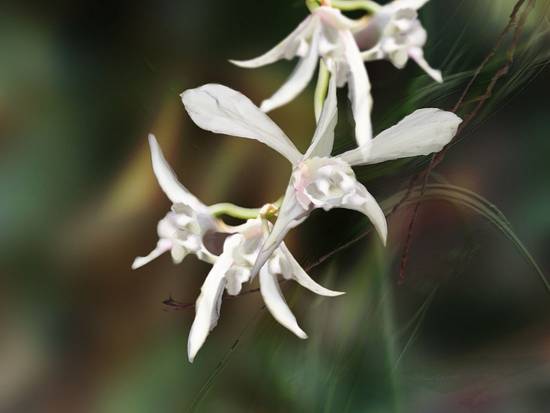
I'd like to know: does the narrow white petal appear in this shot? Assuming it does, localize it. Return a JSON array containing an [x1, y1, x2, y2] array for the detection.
[[187, 240, 236, 362], [336, 147, 366, 166], [409, 47, 443, 83], [259, 267, 308, 339], [230, 16, 316, 68], [304, 75, 338, 159], [251, 185, 308, 279], [390, 0, 430, 11], [181, 85, 302, 165], [314, 6, 365, 31], [280, 243, 345, 297], [338, 109, 462, 166], [340, 181, 388, 245], [341, 30, 374, 149], [131, 239, 172, 269], [148, 135, 205, 210], [260, 25, 321, 113]]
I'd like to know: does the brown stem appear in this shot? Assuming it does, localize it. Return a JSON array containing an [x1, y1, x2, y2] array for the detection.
[[397, 0, 534, 285]]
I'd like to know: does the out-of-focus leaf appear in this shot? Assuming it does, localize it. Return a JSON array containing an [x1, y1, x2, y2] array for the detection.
[[82, 99, 183, 225], [394, 286, 438, 369], [383, 183, 549, 294], [188, 307, 265, 413]]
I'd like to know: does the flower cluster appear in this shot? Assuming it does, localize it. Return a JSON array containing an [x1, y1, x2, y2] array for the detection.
[[133, 0, 462, 362]]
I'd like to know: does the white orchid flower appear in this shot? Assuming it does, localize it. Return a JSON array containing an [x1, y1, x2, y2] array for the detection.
[[230, 5, 374, 148], [131, 136, 342, 361], [188, 217, 344, 362], [357, 0, 442, 82], [180, 76, 461, 281], [132, 135, 222, 269]]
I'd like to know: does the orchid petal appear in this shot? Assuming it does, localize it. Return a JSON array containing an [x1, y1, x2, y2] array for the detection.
[[187, 237, 238, 362], [390, 0, 430, 11], [361, 45, 384, 62], [340, 182, 388, 245], [170, 244, 188, 264], [230, 16, 316, 68], [181, 85, 302, 165], [409, 47, 443, 83], [280, 243, 345, 297], [341, 30, 374, 149], [131, 239, 172, 270], [338, 108, 461, 166], [259, 266, 308, 339], [304, 75, 338, 159], [260, 24, 321, 113], [251, 185, 308, 279], [148, 135, 205, 210], [314, 6, 365, 31]]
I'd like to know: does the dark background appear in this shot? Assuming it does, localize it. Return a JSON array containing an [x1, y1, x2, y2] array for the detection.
[[1, 1, 549, 412]]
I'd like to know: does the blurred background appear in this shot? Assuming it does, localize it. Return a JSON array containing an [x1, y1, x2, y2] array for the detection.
[[1, 0, 549, 412]]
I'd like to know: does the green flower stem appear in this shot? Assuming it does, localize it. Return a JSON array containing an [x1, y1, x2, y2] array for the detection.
[[209, 197, 283, 220], [314, 60, 330, 120], [330, 0, 381, 13], [209, 203, 262, 220], [306, 0, 320, 12]]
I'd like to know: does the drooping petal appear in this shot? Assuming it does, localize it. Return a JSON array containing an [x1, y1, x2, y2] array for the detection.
[[340, 181, 388, 245], [251, 185, 308, 279], [409, 47, 442, 83], [187, 237, 238, 362], [304, 75, 338, 159], [181, 85, 302, 165], [279, 243, 345, 297], [260, 25, 321, 113], [148, 135, 205, 210], [259, 266, 308, 339], [341, 30, 374, 149], [131, 239, 172, 270], [230, 16, 316, 68], [338, 108, 461, 166]]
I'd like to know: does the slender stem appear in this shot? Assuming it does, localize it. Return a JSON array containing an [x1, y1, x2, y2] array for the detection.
[[270, 196, 283, 211], [209, 203, 261, 220], [330, 0, 381, 13], [209, 197, 284, 220], [306, 0, 320, 12], [314, 60, 330, 121]]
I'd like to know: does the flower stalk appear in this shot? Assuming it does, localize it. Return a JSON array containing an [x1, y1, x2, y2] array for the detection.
[[314, 60, 330, 121], [305, 0, 320, 12], [330, 0, 381, 13], [209, 203, 262, 220], [209, 200, 281, 221]]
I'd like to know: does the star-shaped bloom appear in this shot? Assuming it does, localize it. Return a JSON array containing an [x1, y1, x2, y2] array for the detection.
[[132, 136, 343, 362], [357, 0, 442, 82], [230, 5, 374, 148], [181, 77, 462, 282], [132, 135, 222, 269], [188, 217, 344, 362]]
